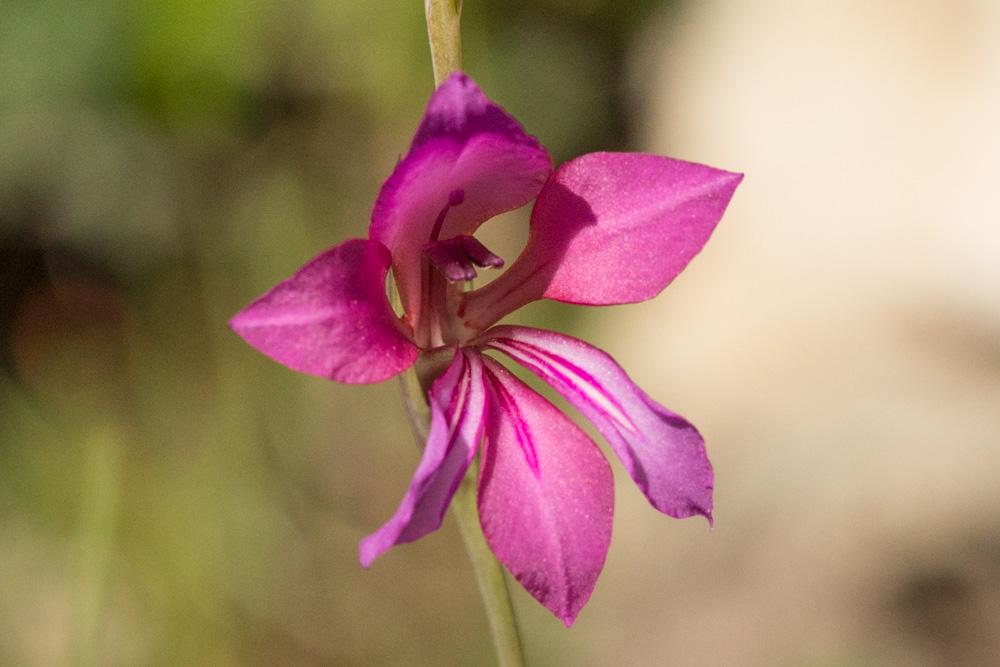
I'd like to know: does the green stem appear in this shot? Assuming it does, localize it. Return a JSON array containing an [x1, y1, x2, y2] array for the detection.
[[399, 366, 525, 667], [72, 424, 123, 666], [418, 5, 525, 663], [451, 465, 526, 667], [424, 0, 463, 85]]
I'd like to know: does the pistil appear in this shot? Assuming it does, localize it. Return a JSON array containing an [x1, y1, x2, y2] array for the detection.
[[429, 189, 467, 241]]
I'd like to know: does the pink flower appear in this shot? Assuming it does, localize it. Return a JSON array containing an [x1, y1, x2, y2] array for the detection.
[[231, 73, 742, 625]]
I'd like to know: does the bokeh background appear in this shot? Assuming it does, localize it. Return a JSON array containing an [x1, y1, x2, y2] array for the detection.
[[3, 1, 999, 665]]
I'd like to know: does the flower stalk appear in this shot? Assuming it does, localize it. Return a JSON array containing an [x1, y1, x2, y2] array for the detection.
[[425, 0, 463, 85], [399, 363, 526, 667], [413, 5, 525, 665], [73, 424, 123, 666], [451, 467, 526, 667]]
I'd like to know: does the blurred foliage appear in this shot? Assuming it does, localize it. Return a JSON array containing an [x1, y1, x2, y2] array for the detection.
[[0, 0, 669, 664]]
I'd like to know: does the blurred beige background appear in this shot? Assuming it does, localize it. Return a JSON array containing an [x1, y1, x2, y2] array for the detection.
[[1, 1, 998, 665]]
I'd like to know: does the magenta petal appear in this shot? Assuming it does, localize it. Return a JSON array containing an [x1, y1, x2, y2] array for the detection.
[[230, 239, 418, 384], [480, 326, 713, 522], [463, 153, 742, 329], [369, 73, 551, 331], [360, 350, 487, 567], [478, 357, 614, 626]]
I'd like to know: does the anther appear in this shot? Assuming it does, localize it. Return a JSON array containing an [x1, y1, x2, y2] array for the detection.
[[459, 236, 504, 269], [424, 235, 505, 283]]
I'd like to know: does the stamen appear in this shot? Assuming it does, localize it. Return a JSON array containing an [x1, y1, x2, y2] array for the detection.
[[425, 240, 477, 282], [460, 236, 504, 269], [423, 235, 506, 283]]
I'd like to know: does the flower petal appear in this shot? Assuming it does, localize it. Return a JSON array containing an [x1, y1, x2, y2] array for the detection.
[[480, 326, 713, 522], [462, 153, 742, 329], [230, 238, 418, 384], [369, 73, 551, 331], [360, 349, 487, 567], [478, 357, 614, 626]]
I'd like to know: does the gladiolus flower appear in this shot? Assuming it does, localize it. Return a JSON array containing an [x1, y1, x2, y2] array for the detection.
[[231, 73, 741, 625]]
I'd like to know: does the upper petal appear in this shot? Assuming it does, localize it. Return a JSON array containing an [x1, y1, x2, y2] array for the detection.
[[462, 153, 742, 329], [479, 325, 713, 522], [360, 349, 487, 566], [229, 238, 419, 384], [369, 73, 551, 329], [478, 357, 614, 626]]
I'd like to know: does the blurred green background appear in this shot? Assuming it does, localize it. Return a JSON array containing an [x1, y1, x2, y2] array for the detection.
[[4, 1, 1000, 665]]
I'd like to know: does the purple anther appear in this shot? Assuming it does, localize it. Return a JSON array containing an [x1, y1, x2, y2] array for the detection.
[[424, 235, 506, 283], [460, 236, 505, 269], [424, 241, 477, 282]]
